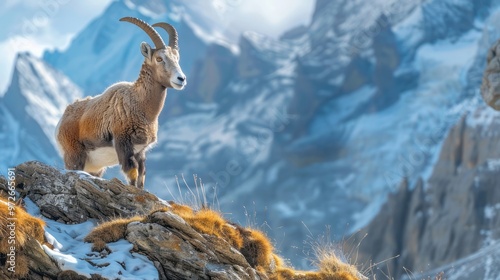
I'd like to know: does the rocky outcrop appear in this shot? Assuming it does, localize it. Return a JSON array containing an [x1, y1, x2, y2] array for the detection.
[[5, 161, 261, 279], [15, 161, 160, 224], [126, 211, 261, 280], [481, 39, 500, 110], [1, 161, 366, 279]]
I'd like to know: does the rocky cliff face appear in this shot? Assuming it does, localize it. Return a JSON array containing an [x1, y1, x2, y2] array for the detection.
[[353, 39, 500, 279], [0, 161, 366, 280]]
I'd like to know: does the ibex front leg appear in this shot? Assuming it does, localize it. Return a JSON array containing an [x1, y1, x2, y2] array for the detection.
[[115, 136, 139, 187], [135, 150, 146, 189]]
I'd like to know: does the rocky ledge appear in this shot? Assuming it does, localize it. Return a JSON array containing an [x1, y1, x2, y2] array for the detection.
[[0, 161, 366, 280]]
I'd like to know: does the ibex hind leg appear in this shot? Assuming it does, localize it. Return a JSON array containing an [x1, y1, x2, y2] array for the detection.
[[63, 148, 86, 171], [115, 136, 139, 187]]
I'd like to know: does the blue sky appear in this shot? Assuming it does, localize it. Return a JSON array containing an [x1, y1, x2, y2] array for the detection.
[[0, 0, 314, 94]]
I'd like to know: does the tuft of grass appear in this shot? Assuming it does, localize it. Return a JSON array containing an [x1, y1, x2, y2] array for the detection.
[[84, 216, 143, 251], [285, 244, 365, 280], [239, 227, 274, 270], [169, 202, 243, 249], [170, 202, 195, 217], [0, 199, 45, 250], [0, 198, 46, 278], [315, 246, 364, 279], [258, 230, 366, 280]]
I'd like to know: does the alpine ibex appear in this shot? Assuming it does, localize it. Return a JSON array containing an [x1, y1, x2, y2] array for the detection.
[[56, 17, 186, 189]]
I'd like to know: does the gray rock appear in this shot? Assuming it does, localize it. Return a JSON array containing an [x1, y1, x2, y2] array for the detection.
[[126, 213, 262, 280], [14, 161, 161, 224], [481, 39, 500, 110]]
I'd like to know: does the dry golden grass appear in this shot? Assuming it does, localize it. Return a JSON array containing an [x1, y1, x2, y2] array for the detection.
[[238, 227, 274, 270], [183, 208, 244, 249], [0, 198, 45, 251], [84, 201, 366, 279], [84, 216, 143, 251], [271, 249, 362, 280], [168, 203, 366, 279], [170, 202, 195, 217], [0, 197, 46, 278], [315, 248, 363, 279]]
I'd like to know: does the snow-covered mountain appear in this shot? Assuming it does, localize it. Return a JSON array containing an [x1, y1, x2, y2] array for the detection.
[[5, 0, 500, 274], [0, 53, 82, 172], [43, 0, 209, 95]]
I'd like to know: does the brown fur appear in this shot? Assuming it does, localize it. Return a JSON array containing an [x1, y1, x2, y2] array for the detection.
[[56, 18, 186, 189]]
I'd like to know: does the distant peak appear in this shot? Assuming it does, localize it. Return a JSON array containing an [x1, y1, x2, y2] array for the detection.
[[16, 51, 34, 60]]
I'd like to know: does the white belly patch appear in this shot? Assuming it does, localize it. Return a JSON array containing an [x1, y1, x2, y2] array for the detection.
[[85, 147, 119, 172], [84, 144, 151, 173]]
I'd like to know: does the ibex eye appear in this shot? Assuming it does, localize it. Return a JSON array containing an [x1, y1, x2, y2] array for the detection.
[[156, 57, 163, 62]]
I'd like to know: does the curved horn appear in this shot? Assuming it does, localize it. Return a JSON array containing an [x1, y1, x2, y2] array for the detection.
[[152, 22, 179, 50], [120, 17, 165, 49]]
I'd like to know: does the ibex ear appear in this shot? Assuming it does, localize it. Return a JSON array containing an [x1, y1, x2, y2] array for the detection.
[[140, 42, 152, 60]]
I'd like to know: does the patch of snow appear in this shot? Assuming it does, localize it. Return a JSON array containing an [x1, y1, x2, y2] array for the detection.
[[273, 202, 295, 218], [486, 159, 500, 171], [310, 86, 376, 134], [45, 231, 63, 251], [466, 106, 499, 128], [25, 199, 159, 279], [393, 6, 424, 48], [334, 173, 356, 191], [415, 30, 482, 71], [123, 0, 163, 19], [484, 204, 500, 219]]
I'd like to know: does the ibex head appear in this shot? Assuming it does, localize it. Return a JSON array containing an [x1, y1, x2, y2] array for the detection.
[[120, 17, 187, 90]]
